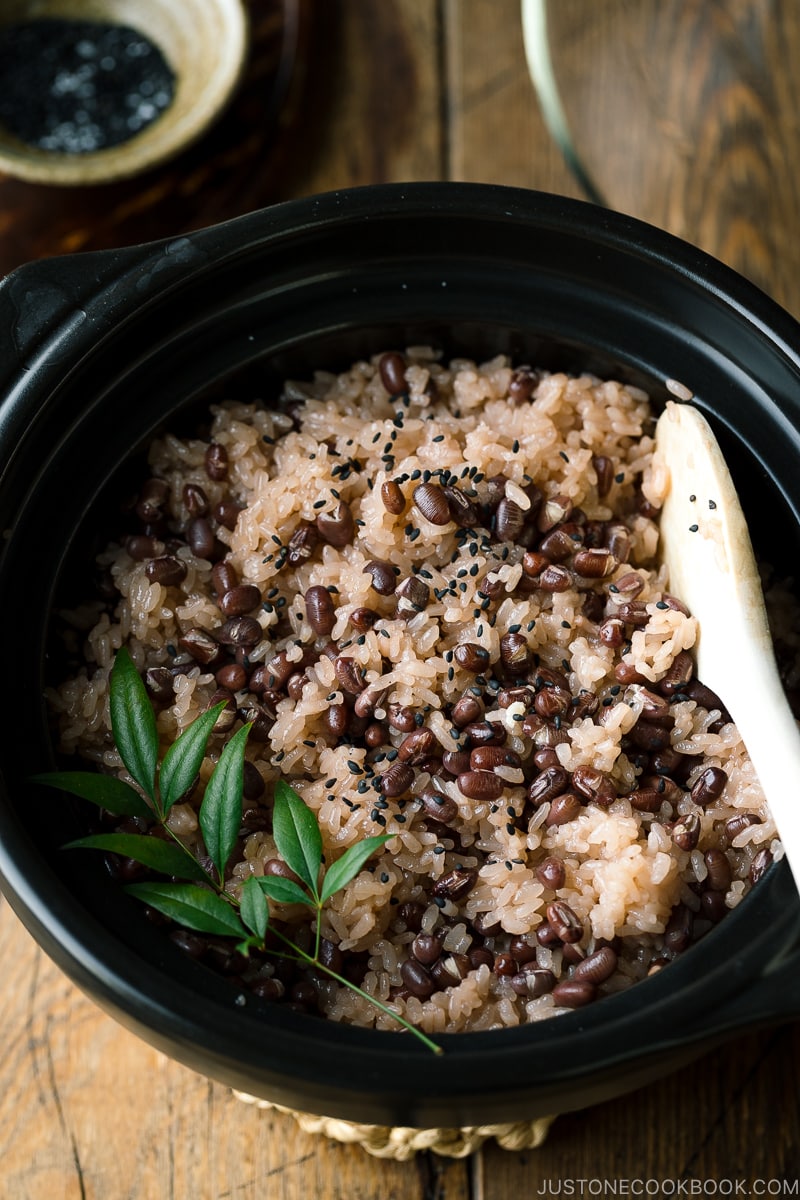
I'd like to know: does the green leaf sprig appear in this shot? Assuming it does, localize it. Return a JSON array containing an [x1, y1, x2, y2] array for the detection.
[[34, 647, 442, 1054]]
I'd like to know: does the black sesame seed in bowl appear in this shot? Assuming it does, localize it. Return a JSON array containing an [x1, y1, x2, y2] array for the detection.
[[1, 184, 800, 1129]]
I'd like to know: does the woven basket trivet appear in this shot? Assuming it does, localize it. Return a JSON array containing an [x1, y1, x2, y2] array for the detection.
[[233, 1091, 555, 1159]]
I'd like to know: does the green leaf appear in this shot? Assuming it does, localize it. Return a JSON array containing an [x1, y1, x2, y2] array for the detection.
[[256, 875, 314, 907], [320, 834, 393, 904], [159, 702, 226, 814], [63, 833, 207, 881], [31, 771, 152, 819], [110, 647, 159, 802], [198, 723, 250, 881], [271, 780, 322, 897], [125, 881, 246, 938], [235, 935, 262, 958], [239, 875, 269, 940]]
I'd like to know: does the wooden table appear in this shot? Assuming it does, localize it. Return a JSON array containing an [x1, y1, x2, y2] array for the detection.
[[2, 2, 799, 1195]]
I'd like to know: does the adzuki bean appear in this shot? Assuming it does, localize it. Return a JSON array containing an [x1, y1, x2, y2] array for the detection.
[[220, 584, 261, 617], [397, 728, 437, 763], [672, 812, 701, 851], [704, 848, 732, 892], [316, 501, 354, 547], [413, 482, 451, 526], [187, 517, 217, 559], [454, 643, 491, 673], [724, 812, 762, 841], [749, 848, 772, 884], [215, 499, 242, 531], [305, 585, 336, 634], [145, 555, 186, 586], [395, 575, 431, 613], [204, 443, 228, 480], [527, 766, 569, 807], [411, 933, 442, 965], [535, 856, 566, 890], [378, 351, 407, 396], [421, 788, 459, 824], [691, 766, 728, 806], [287, 523, 318, 566], [183, 482, 208, 516], [400, 958, 435, 998], [494, 497, 525, 542], [379, 762, 414, 797], [546, 901, 583, 943], [433, 867, 477, 901], [572, 765, 616, 808], [512, 967, 557, 998], [544, 792, 583, 827], [334, 656, 366, 695], [572, 946, 617, 984], [451, 694, 483, 727], [380, 479, 406, 514], [443, 485, 479, 527], [551, 980, 596, 1007], [457, 770, 504, 801], [179, 627, 222, 666]]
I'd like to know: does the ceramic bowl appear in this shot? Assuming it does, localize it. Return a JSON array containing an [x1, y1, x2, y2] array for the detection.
[[0, 0, 247, 185], [1, 184, 799, 1127]]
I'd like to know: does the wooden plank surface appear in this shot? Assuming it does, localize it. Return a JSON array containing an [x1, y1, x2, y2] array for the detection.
[[2, 1, 800, 1196]]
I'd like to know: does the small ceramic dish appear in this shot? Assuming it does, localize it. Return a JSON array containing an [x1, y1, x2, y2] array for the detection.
[[0, 0, 248, 186]]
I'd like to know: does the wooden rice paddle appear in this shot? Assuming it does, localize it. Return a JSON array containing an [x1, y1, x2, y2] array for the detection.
[[655, 401, 800, 893]]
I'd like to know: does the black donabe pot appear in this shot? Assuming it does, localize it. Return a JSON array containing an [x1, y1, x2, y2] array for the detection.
[[1, 184, 799, 1128]]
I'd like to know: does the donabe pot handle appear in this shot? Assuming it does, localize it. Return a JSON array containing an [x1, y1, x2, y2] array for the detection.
[[0, 234, 207, 398], [698, 947, 800, 1040], [0, 244, 152, 395]]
